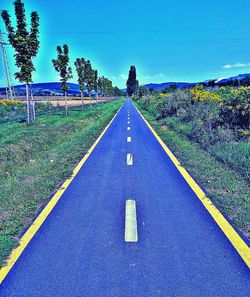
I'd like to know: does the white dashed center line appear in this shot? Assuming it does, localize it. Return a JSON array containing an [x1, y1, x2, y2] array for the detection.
[[127, 153, 133, 165], [127, 136, 132, 142], [127, 127, 131, 131], [125, 199, 138, 242]]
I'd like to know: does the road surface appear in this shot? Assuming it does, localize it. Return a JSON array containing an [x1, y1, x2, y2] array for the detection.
[[0, 99, 249, 296]]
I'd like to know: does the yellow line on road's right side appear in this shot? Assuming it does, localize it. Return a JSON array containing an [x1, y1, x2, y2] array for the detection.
[[135, 105, 250, 269]]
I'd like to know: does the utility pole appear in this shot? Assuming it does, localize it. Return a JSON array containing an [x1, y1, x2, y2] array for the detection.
[[0, 30, 15, 100]]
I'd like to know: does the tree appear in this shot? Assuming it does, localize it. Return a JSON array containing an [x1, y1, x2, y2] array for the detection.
[[52, 44, 73, 115], [74, 57, 85, 110], [83, 60, 94, 104], [97, 76, 112, 96], [112, 86, 124, 96], [162, 84, 178, 93], [98, 76, 105, 96], [1, 0, 40, 123], [149, 87, 155, 95], [138, 85, 148, 97], [126, 65, 139, 96], [94, 70, 98, 102]]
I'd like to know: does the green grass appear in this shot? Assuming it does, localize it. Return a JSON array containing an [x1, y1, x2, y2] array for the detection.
[[135, 102, 250, 240], [162, 116, 250, 179], [0, 99, 124, 266], [210, 141, 250, 179]]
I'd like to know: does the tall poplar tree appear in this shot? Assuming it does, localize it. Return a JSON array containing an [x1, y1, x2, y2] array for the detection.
[[74, 58, 85, 110], [84, 60, 96, 104], [52, 44, 72, 115], [126, 65, 139, 96], [1, 0, 40, 123], [94, 70, 98, 102]]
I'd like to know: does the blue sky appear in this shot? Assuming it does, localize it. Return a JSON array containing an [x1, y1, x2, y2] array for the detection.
[[0, 0, 250, 88]]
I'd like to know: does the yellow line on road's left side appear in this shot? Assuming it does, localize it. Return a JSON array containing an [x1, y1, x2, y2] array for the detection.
[[0, 104, 124, 285]]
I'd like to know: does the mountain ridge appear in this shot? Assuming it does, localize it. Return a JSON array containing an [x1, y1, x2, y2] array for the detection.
[[0, 73, 250, 95]]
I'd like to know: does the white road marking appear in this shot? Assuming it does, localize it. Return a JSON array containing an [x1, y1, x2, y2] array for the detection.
[[127, 136, 132, 142], [127, 127, 131, 131], [127, 121, 130, 124], [125, 200, 138, 242], [127, 153, 133, 165]]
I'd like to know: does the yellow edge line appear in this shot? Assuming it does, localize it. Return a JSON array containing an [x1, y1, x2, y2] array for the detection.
[[0, 104, 124, 284], [135, 105, 250, 268]]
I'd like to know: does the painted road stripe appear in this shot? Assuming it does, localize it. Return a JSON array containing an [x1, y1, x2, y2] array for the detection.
[[125, 200, 138, 242], [135, 105, 250, 268], [127, 121, 130, 124], [0, 104, 124, 285], [127, 153, 133, 165], [127, 136, 132, 143], [127, 127, 131, 131]]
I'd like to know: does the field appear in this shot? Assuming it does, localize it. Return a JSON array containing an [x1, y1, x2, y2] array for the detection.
[[134, 86, 250, 239], [0, 96, 116, 123], [0, 99, 124, 266]]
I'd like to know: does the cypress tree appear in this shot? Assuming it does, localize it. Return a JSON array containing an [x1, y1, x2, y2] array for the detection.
[[126, 65, 139, 96]]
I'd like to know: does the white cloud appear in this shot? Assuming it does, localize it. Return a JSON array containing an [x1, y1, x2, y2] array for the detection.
[[222, 62, 250, 69], [120, 73, 127, 80]]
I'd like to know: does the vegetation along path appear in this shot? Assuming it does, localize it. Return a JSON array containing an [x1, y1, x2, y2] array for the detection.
[[0, 99, 249, 296]]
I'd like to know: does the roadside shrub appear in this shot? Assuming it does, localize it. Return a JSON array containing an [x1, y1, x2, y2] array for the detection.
[[190, 85, 221, 103], [219, 88, 250, 129]]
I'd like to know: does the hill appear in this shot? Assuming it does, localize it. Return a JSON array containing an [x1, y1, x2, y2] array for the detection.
[[0, 73, 250, 96], [145, 82, 197, 91], [0, 82, 81, 96]]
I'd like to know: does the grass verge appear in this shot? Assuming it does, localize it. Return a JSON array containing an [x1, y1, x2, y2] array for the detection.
[[0, 99, 124, 266], [135, 102, 250, 241]]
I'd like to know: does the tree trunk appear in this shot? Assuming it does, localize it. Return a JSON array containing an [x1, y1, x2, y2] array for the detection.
[[31, 91, 36, 122], [25, 83, 30, 124], [26, 83, 36, 123], [80, 90, 84, 111], [64, 91, 68, 115], [96, 90, 98, 104], [89, 90, 92, 107]]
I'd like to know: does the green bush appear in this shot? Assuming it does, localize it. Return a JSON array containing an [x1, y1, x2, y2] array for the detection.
[[216, 87, 250, 129]]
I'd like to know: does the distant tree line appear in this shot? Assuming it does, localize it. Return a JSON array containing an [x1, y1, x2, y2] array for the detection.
[[203, 77, 250, 88]]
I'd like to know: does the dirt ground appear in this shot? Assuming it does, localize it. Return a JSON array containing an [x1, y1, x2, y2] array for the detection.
[[0, 96, 115, 107], [37, 98, 110, 107]]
